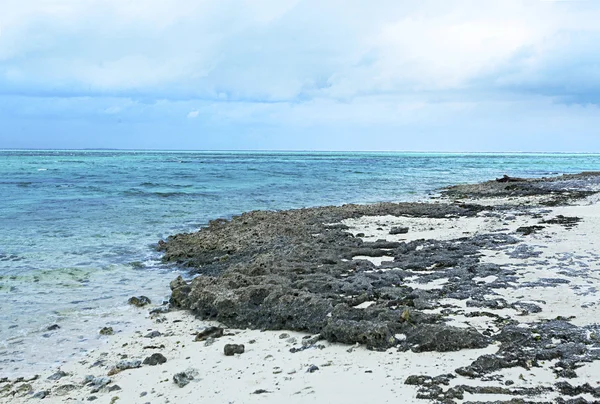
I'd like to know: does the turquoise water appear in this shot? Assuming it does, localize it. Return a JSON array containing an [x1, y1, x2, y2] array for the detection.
[[1, 150, 600, 376]]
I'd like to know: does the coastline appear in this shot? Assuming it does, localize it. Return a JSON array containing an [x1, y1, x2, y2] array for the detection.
[[3, 173, 600, 403]]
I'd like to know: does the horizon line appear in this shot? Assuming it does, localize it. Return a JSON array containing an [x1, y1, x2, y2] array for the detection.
[[2, 148, 600, 155]]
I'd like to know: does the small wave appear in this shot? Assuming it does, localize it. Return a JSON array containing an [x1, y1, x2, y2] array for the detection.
[[37, 168, 47, 171]]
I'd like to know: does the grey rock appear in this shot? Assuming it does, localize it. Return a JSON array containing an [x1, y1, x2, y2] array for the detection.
[[116, 359, 141, 371], [32, 390, 50, 399], [307, 365, 319, 373], [144, 331, 161, 338], [128, 296, 151, 307], [224, 344, 245, 356], [143, 353, 167, 366], [47, 371, 68, 381], [389, 226, 409, 235], [173, 369, 197, 388], [195, 326, 223, 341], [99, 327, 114, 335]]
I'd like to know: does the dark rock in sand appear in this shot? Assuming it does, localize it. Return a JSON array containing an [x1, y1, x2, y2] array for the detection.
[[128, 296, 151, 307], [516, 225, 546, 235], [389, 226, 409, 235], [306, 365, 319, 373], [32, 390, 50, 399], [107, 385, 121, 392], [54, 384, 78, 396], [115, 359, 141, 371], [144, 330, 161, 338], [47, 371, 69, 380], [195, 326, 224, 341], [47, 324, 60, 331], [143, 353, 167, 366], [173, 369, 197, 388], [224, 344, 245, 356], [99, 327, 114, 336]]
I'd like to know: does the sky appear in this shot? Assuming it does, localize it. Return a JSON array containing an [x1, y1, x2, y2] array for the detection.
[[1, 0, 600, 151]]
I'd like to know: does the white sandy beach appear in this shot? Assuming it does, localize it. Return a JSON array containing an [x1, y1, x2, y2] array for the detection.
[[3, 193, 600, 404]]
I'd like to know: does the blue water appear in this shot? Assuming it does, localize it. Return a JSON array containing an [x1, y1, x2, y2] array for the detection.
[[1, 150, 600, 376]]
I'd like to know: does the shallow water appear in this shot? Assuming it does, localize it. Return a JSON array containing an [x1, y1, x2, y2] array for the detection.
[[1, 150, 600, 376]]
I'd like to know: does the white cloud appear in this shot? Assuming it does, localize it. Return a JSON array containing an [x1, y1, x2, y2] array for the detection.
[[2, 0, 600, 151], [2, 0, 598, 102]]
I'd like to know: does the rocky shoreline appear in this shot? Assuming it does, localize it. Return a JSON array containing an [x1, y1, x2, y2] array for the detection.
[[3, 172, 600, 403]]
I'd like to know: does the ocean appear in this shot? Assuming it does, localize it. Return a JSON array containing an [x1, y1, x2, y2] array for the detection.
[[1, 150, 600, 377]]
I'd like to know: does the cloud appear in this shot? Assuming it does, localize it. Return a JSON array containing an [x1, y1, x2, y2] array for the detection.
[[1, 0, 600, 150]]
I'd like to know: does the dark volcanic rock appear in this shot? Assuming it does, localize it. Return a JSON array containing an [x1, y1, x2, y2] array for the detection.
[[161, 173, 600, 359], [195, 326, 224, 341], [224, 344, 245, 356], [143, 353, 167, 366], [99, 327, 114, 336], [389, 226, 409, 235], [173, 369, 197, 388], [128, 296, 151, 307]]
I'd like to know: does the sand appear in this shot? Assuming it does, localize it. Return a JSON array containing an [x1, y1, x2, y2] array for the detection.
[[3, 193, 600, 403]]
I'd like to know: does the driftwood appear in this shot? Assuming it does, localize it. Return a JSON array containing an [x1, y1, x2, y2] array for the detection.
[[496, 175, 526, 183]]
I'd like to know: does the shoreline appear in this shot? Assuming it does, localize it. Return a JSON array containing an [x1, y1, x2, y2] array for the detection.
[[3, 173, 600, 403]]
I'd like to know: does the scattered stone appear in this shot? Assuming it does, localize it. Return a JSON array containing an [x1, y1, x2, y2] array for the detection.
[[195, 326, 224, 341], [173, 369, 197, 388], [107, 385, 122, 392], [224, 344, 245, 356], [99, 327, 114, 336], [306, 365, 319, 373], [279, 333, 290, 339], [149, 306, 170, 315], [128, 296, 151, 307], [47, 324, 60, 331], [253, 389, 271, 394], [32, 390, 50, 399], [144, 331, 161, 338], [389, 226, 409, 235], [54, 384, 78, 396], [516, 225, 546, 235], [47, 370, 69, 380], [88, 396, 98, 401], [115, 359, 142, 371], [143, 353, 167, 366]]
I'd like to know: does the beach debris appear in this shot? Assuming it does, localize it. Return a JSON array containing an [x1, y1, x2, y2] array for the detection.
[[47, 370, 69, 380], [173, 369, 198, 387], [195, 326, 224, 341], [99, 327, 114, 336], [389, 226, 409, 235], [128, 296, 151, 307], [143, 353, 167, 366], [224, 344, 245, 356], [306, 365, 319, 373], [253, 389, 271, 394]]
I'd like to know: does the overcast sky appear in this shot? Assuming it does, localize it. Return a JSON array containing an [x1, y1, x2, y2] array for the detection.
[[1, 0, 600, 151]]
